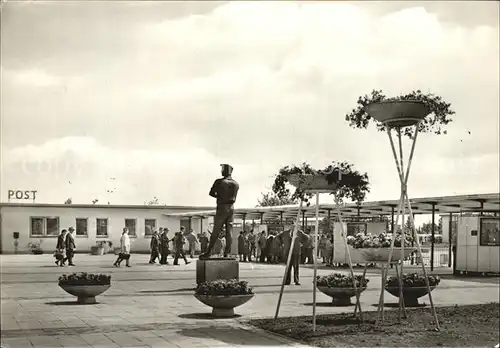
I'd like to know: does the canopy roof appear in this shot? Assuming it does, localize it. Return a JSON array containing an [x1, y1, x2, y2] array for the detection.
[[164, 193, 500, 220]]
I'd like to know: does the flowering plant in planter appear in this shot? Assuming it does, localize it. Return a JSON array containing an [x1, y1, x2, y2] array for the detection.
[[347, 232, 411, 249], [272, 161, 370, 206], [195, 279, 253, 296], [316, 273, 369, 289], [27, 240, 44, 255], [387, 273, 441, 288], [58, 273, 111, 286], [345, 89, 454, 137]]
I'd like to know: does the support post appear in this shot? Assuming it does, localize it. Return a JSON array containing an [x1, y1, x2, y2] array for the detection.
[[448, 212, 452, 267], [188, 216, 192, 231], [280, 211, 284, 227], [431, 203, 436, 271], [275, 199, 304, 320], [200, 216, 204, 234], [391, 206, 395, 233], [312, 192, 320, 331], [302, 210, 306, 230], [378, 123, 439, 330], [242, 213, 246, 233], [260, 213, 264, 226]]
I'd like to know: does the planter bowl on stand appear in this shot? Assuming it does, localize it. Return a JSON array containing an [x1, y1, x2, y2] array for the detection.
[[59, 284, 111, 304], [194, 294, 254, 317], [317, 286, 367, 306], [358, 248, 413, 262], [364, 100, 431, 128], [287, 174, 339, 192], [385, 286, 436, 307]]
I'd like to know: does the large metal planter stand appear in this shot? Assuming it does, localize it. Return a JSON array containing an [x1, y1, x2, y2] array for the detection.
[[274, 175, 364, 332], [365, 100, 440, 331]]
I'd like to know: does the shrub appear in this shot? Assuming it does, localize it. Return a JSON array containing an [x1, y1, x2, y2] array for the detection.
[[195, 279, 253, 296], [59, 272, 111, 286], [316, 273, 369, 288], [386, 273, 441, 288]]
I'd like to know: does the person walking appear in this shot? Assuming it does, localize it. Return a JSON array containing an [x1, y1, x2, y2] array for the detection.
[[64, 227, 76, 266], [159, 228, 170, 265], [114, 228, 131, 267], [186, 229, 199, 259], [173, 232, 190, 265], [149, 231, 160, 264], [54, 229, 67, 266]]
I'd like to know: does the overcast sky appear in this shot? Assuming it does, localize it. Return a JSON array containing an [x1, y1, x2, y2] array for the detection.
[[1, 1, 499, 210]]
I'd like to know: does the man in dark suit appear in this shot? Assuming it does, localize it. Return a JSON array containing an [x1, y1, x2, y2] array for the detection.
[[65, 227, 76, 266], [277, 227, 310, 286]]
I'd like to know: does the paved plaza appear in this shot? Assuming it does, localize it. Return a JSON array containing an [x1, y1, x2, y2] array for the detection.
[[1, 254, 499, 348]]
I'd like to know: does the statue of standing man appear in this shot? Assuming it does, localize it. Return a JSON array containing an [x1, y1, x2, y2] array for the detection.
[[199, 164, 239, 260]]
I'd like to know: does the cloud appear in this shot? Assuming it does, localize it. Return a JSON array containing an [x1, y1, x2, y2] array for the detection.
[[13, 68, 60, 87], [1, 1, 498, 209]]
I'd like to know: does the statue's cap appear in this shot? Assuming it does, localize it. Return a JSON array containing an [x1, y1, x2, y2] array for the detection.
[[220, 164, 233, 172]]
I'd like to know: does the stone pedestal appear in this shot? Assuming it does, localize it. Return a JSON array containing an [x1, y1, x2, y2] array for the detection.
[[196, 258, 239, 284]]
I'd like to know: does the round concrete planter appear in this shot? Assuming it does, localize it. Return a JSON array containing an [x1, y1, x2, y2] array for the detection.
[[385, 285, 437, 307], [357, 248, 413, 262], [364, 100, 431, 128], [59, 284, 111, 304], [317, 286, 367, 306], [194, 294, 254, 317], [287, 174, 339, 191]]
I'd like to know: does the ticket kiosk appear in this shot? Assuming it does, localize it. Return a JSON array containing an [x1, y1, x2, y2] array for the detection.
[[456, 216, 500, 274]]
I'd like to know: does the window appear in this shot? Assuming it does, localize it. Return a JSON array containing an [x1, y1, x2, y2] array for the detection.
[[75, 218, 88, 236], [96, 218, 108, 237], [347, 223, 367, 237], [145, 219, 156, 237], [30, 217, 59, 237], [125, 218, 137, 237], [480, 218, 500, 246]]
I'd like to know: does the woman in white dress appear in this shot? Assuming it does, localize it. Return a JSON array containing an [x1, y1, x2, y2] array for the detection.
[[114, 228, 131, 267]]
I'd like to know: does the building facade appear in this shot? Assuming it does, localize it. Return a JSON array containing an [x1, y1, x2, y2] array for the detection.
[[0, 203, 213, 254]]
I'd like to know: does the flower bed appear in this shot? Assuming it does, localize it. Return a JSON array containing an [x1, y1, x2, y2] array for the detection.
[[194, 279, 254, 317], [347, 232, 414, 262], [59, 272, 111, 286], [385, 273, 441, 306], [316, 273, 369, 306], [316, 273, 369, 289], [271, 161, 370, 206], [195, 279, 253, 296], [345, 89, 454, 137]]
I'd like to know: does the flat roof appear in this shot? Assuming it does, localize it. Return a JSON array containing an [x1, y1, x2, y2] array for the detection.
[[163, 192, 500, 220], [0, 203, 214, 211]]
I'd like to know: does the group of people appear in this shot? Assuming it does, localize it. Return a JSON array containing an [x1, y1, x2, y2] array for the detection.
[[236, 228, 334, 265], [147, 227, 212, 266], [53, 223, 336, 272], [54, 227, 76, 266]]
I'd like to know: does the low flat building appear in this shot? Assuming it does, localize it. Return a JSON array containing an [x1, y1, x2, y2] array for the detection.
[[0, 203, 213, 254]]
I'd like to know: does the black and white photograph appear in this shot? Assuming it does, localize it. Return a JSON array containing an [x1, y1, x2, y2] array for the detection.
[[0, 1, 499, 347]]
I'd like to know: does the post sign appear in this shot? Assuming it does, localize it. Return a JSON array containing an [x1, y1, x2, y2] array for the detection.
[[8, 190, 38, 201]]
